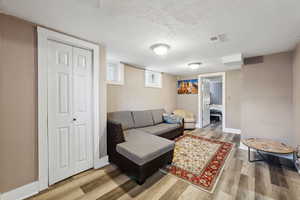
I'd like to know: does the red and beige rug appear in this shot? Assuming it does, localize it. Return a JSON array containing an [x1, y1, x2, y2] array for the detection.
[[162, 134, 233, 193]]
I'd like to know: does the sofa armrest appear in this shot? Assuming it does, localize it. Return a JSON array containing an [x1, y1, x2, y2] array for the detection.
[[107, 120, 125, 156], [107, 120, 125, 143], [174, 115, 184, 125]]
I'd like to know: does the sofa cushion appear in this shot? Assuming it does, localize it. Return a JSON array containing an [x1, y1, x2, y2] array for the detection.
[[123, 129, 145, 140], [108, 111, 134, 130], [138, 123, 180, 136], [132, 110, 154, 128], [151, 109, 166, 124], [116, 132, 174, 166]]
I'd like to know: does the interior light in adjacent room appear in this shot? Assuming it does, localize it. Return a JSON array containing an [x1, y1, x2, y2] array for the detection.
[[188, 62, 202, 69], [150, 43, 170, 56]]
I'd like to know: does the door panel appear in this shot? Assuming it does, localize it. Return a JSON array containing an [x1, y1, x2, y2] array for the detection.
[[58, 73, 70, 114], [72, 47, 93, 173], [75, 124, 87, 161], [48, 41, 74, 184], [58, 127, 70, 168], [202, 79, 211, 127], [74, 75, 87, 112], [48, 41, 93, 185]]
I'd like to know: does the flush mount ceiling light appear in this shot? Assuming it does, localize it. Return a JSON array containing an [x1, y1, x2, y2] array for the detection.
[[188, 62, 202, 69], [150, 43, 170, 56]]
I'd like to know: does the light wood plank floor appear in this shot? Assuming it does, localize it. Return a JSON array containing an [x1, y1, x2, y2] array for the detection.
[[28, 126, 300, 200]]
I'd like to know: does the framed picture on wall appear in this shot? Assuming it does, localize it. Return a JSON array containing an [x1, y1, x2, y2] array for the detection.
[[177, 79, 198, 94]]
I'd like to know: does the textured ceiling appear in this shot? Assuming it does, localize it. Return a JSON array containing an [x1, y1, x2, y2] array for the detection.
[[1, 0, 300, 75]]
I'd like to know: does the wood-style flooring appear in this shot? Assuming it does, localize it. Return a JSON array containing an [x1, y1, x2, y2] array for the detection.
[[27, 125, 300, 200]]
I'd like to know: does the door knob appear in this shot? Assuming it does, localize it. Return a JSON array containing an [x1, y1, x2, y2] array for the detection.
[[73, 118, 77, 121]]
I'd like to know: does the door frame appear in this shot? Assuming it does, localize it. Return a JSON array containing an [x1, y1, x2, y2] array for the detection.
[[198, 72, 226, 131], [37, 27, 101, 191]]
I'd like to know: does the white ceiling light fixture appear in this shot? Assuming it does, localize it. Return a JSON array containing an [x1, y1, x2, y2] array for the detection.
[[188, 62, 202, 69], [150, 43, 170, 56]]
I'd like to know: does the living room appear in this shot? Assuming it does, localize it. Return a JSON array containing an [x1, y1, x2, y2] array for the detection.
[[1, 1, 300, 200]]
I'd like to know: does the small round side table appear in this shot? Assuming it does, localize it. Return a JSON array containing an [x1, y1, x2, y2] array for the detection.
[[242, 138, 296, 164]]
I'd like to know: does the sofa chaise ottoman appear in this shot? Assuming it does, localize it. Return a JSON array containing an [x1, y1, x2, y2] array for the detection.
[[107, 109, 184, 184]]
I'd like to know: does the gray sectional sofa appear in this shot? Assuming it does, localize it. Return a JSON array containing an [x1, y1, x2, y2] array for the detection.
[[107, 109, 184, 184]]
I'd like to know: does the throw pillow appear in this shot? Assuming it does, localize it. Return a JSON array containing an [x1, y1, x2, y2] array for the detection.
[[163, 113, 183, 124]]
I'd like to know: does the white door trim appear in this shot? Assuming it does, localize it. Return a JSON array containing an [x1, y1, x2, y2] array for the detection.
[[37, 27, 101, 191], [198, 72, 226, 132]]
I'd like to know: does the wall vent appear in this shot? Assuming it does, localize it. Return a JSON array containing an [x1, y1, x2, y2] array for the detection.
[[244, 56, 264, 65], [210, 33, 228, 43]]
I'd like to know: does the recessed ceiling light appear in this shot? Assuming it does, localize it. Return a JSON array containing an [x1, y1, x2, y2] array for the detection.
[[188, 62, 202, 69], [150, 43, 170, 56]]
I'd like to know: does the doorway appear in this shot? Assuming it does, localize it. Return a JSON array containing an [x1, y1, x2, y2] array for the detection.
[[198, 72, 225, 131]]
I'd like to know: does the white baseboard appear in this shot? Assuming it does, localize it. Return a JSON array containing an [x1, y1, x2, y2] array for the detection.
[[2, 181, 39, 200], [0, 156, 109, 200], [223, 128, 241, 134], [94, 155, 109, 169]]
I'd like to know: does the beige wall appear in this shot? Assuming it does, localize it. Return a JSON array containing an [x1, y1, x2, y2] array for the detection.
[[107, 65, 177, 113], [226, 70, 241, 129], [293, 43, 300, 146], [0, 14, 107, 193], [177, 71, 241, 129], [241, 52, 293, 145], [0, 14, 38, 193], [176, 75, 199, 120]]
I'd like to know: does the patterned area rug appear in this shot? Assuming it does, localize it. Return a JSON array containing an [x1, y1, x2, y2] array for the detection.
[[162, 134, 233, 193]]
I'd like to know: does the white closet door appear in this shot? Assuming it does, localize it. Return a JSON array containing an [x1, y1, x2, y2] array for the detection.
[[72, 47, 93, 174], [48, 41, 74, 184], [48, 41, 93, 185]]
